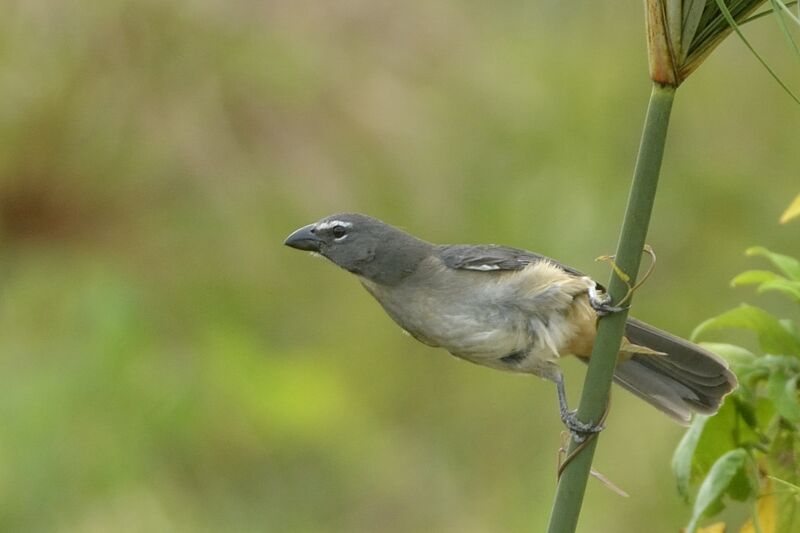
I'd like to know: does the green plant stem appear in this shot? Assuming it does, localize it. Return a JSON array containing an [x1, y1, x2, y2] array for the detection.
[[546, 83, 675, 533]]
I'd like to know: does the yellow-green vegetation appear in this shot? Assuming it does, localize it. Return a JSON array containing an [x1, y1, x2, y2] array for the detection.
[[0, 1, 798, 532], [676, 231, 800, 532], [550, 2, 799, 530]]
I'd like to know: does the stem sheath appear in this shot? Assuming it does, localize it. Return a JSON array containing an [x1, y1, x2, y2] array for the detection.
[[545, 83, 675, 533]]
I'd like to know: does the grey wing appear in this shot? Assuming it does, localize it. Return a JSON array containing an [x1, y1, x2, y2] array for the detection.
[[438, 244, 587, 278]]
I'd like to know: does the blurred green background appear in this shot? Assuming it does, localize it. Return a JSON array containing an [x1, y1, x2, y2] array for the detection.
[[0, 1, 798, 531]]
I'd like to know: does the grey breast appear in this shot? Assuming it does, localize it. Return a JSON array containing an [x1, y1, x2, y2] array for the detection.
[[360, 255, 534, 362]]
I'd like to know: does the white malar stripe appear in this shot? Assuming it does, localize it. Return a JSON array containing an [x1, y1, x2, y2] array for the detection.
[[465, 264, 501, 271], [315, 220, 353, 231]]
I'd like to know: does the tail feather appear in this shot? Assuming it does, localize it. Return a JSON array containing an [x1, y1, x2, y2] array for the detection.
[[586, 318, 737, 425]]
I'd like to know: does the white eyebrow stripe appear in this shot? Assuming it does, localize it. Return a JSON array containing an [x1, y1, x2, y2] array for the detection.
[[315, 220, 353, 230]]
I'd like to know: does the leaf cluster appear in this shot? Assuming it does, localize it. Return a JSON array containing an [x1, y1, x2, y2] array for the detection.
[[646, 0, 767, 85], [646, 0, 800, 101], [673, 246, 800, 532]]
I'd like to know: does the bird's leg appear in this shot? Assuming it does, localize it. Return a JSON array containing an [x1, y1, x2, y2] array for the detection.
[[585, 279, 628, 316], [555, 374, 604, 443]]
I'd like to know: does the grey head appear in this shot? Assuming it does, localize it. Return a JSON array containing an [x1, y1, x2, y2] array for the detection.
[[284, 213, 435, 285]]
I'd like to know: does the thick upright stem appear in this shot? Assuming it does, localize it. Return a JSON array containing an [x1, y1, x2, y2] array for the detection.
[[545, 83, 675, 533]]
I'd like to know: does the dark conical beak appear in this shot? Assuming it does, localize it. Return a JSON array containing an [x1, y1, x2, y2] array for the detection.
[[284, 224, 322, 252]]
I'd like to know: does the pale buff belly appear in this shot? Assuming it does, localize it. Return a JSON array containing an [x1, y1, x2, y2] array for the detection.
[[360, 269, 598, 376]]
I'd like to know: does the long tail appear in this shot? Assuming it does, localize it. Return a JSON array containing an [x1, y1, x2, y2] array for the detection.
[[608, 318, 737, 425]]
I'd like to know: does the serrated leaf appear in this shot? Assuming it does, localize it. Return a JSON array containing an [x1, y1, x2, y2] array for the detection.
[[780, 194, 800, 223], [687, 448, 749, 532], [674, 416, 710, 502], [731, 270, 783, 287], [757, 279, 800, 302], [692, 304, 800, 356], [766, 370, 800, 423], [746, 246, 800, 281]]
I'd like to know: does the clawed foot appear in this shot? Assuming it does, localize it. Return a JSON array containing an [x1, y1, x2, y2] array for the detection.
[[554, 372, 606, 442], [587, 281, 628, 316], [561, 408, 604, 443]]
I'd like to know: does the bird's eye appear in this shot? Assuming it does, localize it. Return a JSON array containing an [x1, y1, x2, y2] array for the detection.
[[332, 225, 347, 239]]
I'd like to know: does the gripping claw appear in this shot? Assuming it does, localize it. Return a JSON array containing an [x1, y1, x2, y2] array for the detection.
[[560, 409, 605, 443], [586, 280, 628, 316], [555, 374, 605, 443]]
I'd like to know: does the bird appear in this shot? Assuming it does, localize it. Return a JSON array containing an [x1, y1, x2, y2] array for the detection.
[[284, 212, 737, 439]]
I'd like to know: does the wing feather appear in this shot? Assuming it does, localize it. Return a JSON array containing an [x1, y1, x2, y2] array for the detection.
[[438, 244, 587, 278]]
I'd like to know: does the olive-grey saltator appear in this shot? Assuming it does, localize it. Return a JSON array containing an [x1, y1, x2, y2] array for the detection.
[[285, 213, 737, 437]]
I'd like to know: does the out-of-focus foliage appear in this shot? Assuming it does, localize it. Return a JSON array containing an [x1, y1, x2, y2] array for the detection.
[[675, 222, 800, 532], [781, 194, 800, 223], [0, 1, 798, 532]]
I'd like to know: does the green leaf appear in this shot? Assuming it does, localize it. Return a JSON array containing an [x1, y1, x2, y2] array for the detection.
[[742, 1, 800, 26], [731, 269, 783, 287], [692, 304, 800, 356], [766, 438, 800, 533], [692, 401, 747, 482], [686, 448, 749, 532], [754, 395, 778, 434], [766, 369, 800, 423], [757, 353, 800, 372], [701, 342, 757, 366], [769, 475, 800, 494], [730, 267, 800, 301], [681, 0, 708, 62], [713, 0, 800, 104], [701, 343, 760, 384], [757, 279, 800, 301], [746, 246, 800, 280], [673, 416, 710, 502], [666, 1, 683, 64], [773, 0, 800, 26], [769, 0, 800, 58], [681, 1, 776, 81], [731, 394, 759, 429], [727, 458, 756, 502], [781, 318, 800, 339]]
